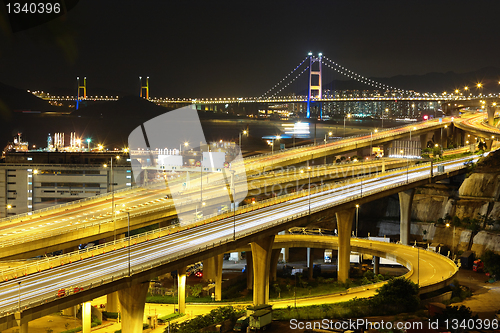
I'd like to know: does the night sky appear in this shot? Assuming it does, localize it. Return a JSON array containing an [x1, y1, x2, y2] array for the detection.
[[1, 0, 500, 98]]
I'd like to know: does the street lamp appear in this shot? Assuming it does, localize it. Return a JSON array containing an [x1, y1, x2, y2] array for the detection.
[[180, 141, 189, 154], [446, 223, 455, 258], [370, 129, 378, 158], [344, 114, 351, 137], [105, 156, 120, 241], [324, 132, 332, 164], [239, 130, 248, 152], [355, 204, 359, 237], [300, 167, 312, 214], [383, 108, 389, 128], [400, 149, 409, 182], [86, 138, 91, 151]]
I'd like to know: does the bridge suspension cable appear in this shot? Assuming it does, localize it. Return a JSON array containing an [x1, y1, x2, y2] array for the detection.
[[270, 65, 309, 98], [260, 56, 309, 98], [322, 56, 412, 94]]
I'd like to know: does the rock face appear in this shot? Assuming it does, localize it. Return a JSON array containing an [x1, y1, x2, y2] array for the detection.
[[459, 173, 500, 199], [375, 221, 500, 256], [373, 149, 500, 254]]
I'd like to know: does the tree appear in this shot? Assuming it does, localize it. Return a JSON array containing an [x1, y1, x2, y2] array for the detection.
[[371, 278, 419, 314], [478, 141, 487, 151], [481, 250, 500, 278], [272, 283, 281, 298], [432, 305, 478, 333], [188, 284, 202, 298]]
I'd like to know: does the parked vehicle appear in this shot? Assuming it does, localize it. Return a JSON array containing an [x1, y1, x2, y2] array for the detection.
[[233, 316, 249, 332], [473, 259, 484, 272], [459, 251, 475, 269], [247, 304, 272, 331]]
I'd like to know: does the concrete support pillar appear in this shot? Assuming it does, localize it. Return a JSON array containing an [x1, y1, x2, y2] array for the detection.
[[246, 251, 253, 290], [486, 139, 493, 150], [107, 291, 120, 312], [177, 266, 187, 314], [118, 283, 149, 333], [399, 189, 415, 245], [373, 256, 380, 275], [308, 248, 314, 280], [270, 249, 281, 282], [20, 322, 28, 333], [280, 231, 289, 263], [487, 106, 496, 126], [212, 254, 223, 301], [336, 208, 355, 283], [203, 257, 216, 282], [82, 301, 92, 333], [434, 129, 442, 147], [62, 305, 77, 317], [250, 235, 275, 306], [420, 134, 428, 149], [383, 143, 392, 157]]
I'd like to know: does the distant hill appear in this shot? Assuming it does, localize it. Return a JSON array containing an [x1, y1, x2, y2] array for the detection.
[[0, 81, 68, 115]]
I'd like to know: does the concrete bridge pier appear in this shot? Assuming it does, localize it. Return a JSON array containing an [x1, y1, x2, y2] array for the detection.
[[106, 291, 120, 312], [383, 142, 392, 157], [487, 105, 496, 126], [15, 312, 27, 333], [246, 251, 253, 290], [177, 266, 187, 314], [250, 235, 275, 305], [335, 208, 355, 283], [20, 322, 28, 333], [434, 129, 442, 147], [62, 305, 77, 317], [308, 248, 314, 280], [373, 256, 380, 275], [420, 134, 429, 149], [486, 138, 494, 150], [203, 254, 223, 300], [399, 189, 415, 245], [270, 249, 281, 282], [118, 283, 149, 333], [82, 301, 92, 333]]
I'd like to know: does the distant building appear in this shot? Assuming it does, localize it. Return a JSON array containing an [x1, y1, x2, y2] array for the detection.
[[0, 151, 132, 218]]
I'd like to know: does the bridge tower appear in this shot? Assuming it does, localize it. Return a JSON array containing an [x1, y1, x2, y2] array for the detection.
[[76, 76, 86, 110], [307, 52, 322, 119], [139, 76, 149, 99]]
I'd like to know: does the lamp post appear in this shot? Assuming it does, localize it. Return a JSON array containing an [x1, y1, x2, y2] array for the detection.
[[86, 138, 91, 151], [383, 108, 388, 128], [105, 155, 120, 241], [370, 129, 378, 158], [446, 223, 455, 257], [417, 246, 420, 286], [355, 204, 359, 237], [300, 167, 312, 214], [239, 130, 248, 152], [324, 132, 332, 164], [127, 212, 131, 276], [400, 149, 409, 183], [344, 114, 351, 137], [307, 167, 311, 214], [18, 281, 21, 312]]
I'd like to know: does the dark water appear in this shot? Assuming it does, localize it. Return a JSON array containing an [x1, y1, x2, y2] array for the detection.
[[1, 113, 405, 151]]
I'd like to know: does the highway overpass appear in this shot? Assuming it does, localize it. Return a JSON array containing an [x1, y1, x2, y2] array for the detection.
[[0, 155, 475, 332]]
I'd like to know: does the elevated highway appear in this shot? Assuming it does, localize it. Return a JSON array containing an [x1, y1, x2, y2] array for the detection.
[[0, 158, 411, 259], [0, 155, 475, 330]]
